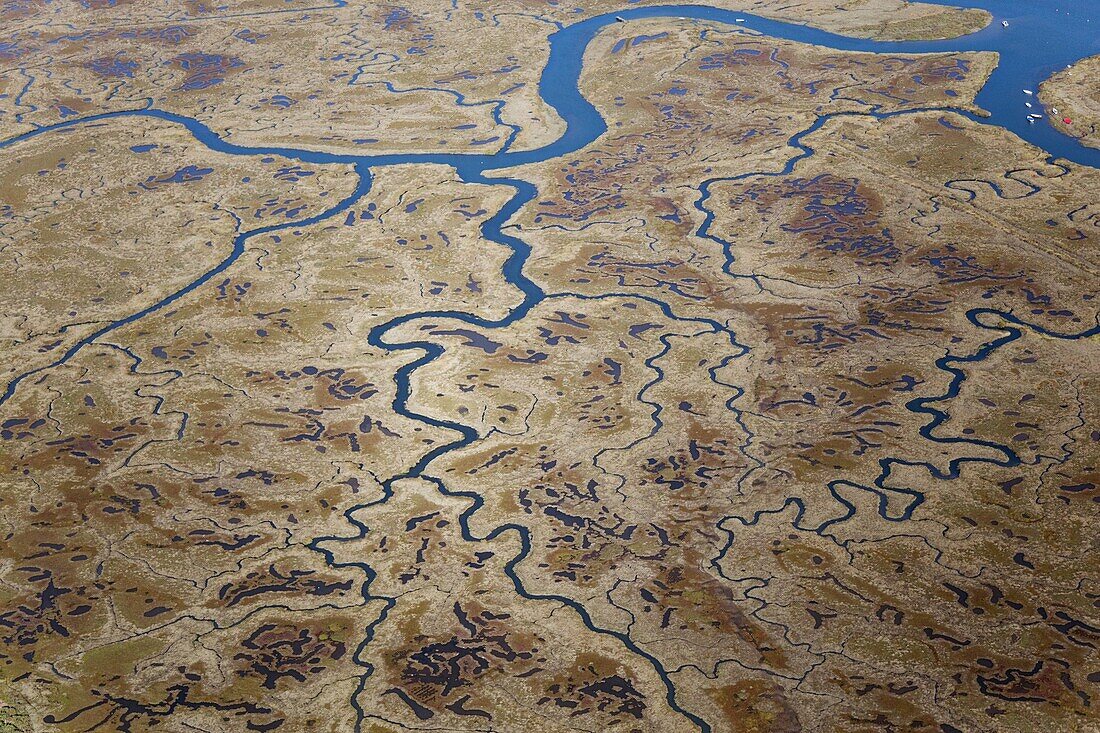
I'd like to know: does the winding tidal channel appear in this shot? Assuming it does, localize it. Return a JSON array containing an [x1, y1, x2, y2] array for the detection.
[[3, 2, 1100, 730]]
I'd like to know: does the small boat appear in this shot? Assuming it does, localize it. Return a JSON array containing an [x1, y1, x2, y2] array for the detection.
[[1027, 113, 1042, 120], [1023, 89, 1033, 95], [1001, 20, 1009, 27], [1052, 108, 1059, 115], [1025, 102, 1032, 108], [736, 18, 746, 22], [615, 15, 625, 22]]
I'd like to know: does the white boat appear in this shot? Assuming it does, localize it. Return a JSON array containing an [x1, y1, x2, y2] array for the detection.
[[736, 18, 746, 22], [1023, 89, 1033, 95], [1002, 20, 1009, 27], [1025, 102, 1033, 108], [615, 15, 625, 22]]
